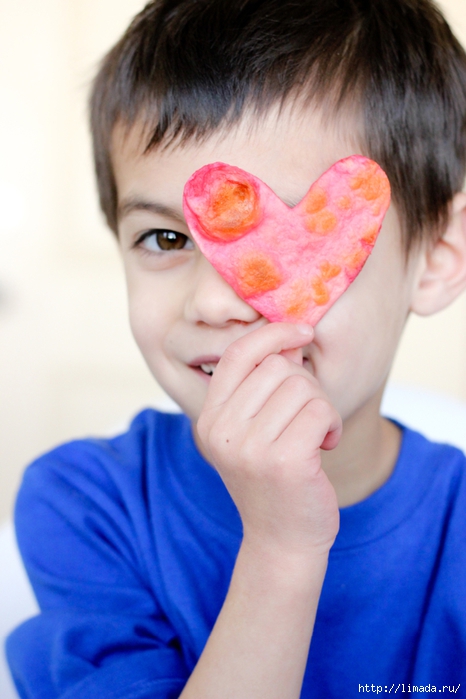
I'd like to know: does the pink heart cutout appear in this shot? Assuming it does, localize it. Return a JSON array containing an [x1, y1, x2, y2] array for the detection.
[[183, 156, 390, 326]]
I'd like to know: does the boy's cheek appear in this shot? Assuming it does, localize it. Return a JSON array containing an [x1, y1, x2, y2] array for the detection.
[[126, 297, 165, 366]]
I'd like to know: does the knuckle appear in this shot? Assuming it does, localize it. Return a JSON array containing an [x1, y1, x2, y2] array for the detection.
[[307, 396, 333, 421], [309, 396, 330, 413], [285, 373, 313, 395], [261, 353, 289, 374], [222, 338, 250, 366], [221, 342, 244, 367]]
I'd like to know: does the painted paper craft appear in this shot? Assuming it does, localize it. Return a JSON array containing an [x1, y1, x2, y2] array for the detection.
[[183, 156, 390, 326]]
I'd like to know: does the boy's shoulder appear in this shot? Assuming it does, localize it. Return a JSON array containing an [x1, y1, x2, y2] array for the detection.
[[20, 408, 190, 495], [15, 408, 198, 526], [334, 421, 466, 550], [395, 419, 466, 520], [15, 408, 241, 571]]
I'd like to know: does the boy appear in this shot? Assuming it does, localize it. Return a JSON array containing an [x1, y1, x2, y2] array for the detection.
[[6, 0, 466, 697]]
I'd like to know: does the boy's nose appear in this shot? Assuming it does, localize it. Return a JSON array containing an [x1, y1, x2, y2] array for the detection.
[[185, 256, 261, 327]]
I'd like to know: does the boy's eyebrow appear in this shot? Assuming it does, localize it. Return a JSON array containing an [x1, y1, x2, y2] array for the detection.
[[118, 197, 185, 224]]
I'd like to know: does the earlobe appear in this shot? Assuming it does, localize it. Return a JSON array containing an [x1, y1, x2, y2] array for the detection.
[[410, 192, 466, 316]]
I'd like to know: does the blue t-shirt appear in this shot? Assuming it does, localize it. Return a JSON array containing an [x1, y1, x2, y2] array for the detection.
[[6, 409, 466, 698]]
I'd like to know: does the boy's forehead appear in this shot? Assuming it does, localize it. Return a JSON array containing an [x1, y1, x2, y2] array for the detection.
[[112, 103, 366, 209]]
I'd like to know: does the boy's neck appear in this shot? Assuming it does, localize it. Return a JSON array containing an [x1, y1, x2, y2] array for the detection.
[[321, 384, 402, 508]]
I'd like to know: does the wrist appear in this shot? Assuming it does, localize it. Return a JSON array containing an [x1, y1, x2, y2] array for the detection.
[[238, 535, 330, 592]]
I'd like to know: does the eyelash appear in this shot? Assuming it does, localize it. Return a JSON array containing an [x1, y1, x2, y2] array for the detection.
[[133, 229, 194, 254]]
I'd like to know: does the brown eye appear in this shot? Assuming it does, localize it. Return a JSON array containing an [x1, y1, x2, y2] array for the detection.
[[138, 229, 194, 252]]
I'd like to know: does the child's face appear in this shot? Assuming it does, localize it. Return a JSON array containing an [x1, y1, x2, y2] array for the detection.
[[113, 107, 421, 423]]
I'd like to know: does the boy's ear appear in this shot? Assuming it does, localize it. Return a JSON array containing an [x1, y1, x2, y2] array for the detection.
[[410, 192, 466, 316]]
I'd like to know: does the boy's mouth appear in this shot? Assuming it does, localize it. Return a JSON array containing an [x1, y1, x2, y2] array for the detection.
[[199, 362, 218, 376], [189, 356, 221, 379], [191, 354, 311, 378]]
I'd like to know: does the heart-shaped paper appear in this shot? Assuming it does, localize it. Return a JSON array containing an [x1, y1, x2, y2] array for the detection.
[[183, 155, 390, 325]]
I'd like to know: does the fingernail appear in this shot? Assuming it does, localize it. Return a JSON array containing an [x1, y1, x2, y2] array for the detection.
[[296, 324, 313, 335]]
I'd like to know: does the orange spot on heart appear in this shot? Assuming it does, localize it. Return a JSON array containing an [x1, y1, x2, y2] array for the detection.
[[305, 187, 327, 213], [311, 277, 330, 305], [203, 178, 262, 240], [307, 209, 338, 235], [236, 252, 282, 297], [337, 195, 352, 210], [361, 225, 379, 246], [284, 280, 312, 318], [320, 261, 341, 280], [350, 164, 389, 202], [345, 248, 367, 272]]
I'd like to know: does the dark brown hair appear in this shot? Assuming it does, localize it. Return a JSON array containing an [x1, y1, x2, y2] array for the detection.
[[90, 0, 466, 251]]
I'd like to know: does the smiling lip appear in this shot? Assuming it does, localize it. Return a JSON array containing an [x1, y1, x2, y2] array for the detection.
[[189, 355, 221, 381], [189, 355, 222, 368]]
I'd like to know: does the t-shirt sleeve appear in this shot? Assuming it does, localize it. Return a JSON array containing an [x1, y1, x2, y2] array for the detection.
[[6, 442, 190, 699]]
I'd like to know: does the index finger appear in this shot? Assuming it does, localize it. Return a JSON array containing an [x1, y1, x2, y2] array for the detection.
[[204, 322, 314, 410]]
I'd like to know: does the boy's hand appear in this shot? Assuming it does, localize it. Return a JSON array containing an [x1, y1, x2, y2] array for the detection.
[[196, 323, 342, 559]]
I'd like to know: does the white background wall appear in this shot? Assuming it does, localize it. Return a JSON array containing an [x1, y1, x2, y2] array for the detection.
[[0, 0, 465, 523]]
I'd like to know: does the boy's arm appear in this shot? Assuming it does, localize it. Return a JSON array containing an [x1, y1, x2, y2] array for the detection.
[[181, 535, 328, 699], [180, 323, 341, 699]]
